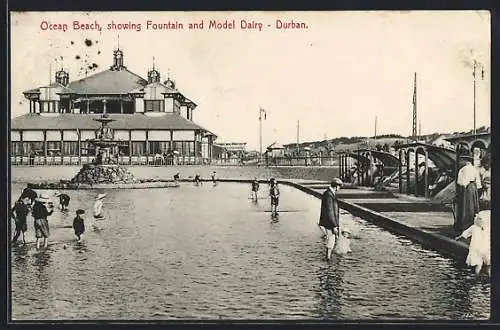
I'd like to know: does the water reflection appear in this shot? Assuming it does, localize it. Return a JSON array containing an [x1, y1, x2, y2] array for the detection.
[[316, 258, 344, 319], [10, 182, 490, 320]]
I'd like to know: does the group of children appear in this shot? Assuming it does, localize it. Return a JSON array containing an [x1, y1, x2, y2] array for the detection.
[[11, 186, 107, 246]]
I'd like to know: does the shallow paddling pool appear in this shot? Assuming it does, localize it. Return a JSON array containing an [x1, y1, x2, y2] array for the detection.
[[10, 183, 490, 320]]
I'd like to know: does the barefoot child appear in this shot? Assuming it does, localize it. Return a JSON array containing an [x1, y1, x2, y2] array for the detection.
[[92, 193, 106, 230], [251, 178, 260, 200], [455, 200, 491, 276], [333, 227, 352, 255], [55, 191, 71, 211], [73, 209, 86, 241], [269, 178, 280, 216]]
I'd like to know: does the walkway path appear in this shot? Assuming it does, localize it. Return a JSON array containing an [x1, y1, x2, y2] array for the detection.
[[282, 179, 467, 262]]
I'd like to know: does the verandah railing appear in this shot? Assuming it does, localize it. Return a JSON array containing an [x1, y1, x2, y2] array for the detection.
[[10, 155, 208, 166]]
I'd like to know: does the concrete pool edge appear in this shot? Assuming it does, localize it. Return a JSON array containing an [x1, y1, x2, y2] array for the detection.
[[279, 180, 469, 263]]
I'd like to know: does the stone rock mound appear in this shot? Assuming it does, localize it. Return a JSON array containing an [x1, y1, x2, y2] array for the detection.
[[70, 164, 137, 184]]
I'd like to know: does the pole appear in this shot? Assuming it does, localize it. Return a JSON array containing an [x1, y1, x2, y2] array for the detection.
[[412, 72, 417, 140], [296, 120, 299, 156], [374, 116, 377, 139], [473, 60, 477, 137], [259, 109, 262, 164]]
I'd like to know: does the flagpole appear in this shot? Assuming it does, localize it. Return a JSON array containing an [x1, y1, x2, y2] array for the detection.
[[296, 120, 299, 156], [473, 60, 477, 137], [259, 108, 266, 164]]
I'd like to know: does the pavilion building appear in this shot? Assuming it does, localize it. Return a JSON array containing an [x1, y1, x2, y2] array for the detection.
[[11, 48, 217, 165]]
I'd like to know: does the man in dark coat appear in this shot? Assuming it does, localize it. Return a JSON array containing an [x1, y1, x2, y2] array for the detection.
[[319, 178, 343, 260]]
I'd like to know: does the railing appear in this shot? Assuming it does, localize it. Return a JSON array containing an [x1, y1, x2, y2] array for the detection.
[[10, 155, 207, 166], [265, 156, 337, 166]]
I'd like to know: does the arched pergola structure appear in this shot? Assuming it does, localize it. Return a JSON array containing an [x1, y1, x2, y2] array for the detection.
[[338, 149, 401, 187], [395, 143, 457, 198], [445, 131, 490, 152]]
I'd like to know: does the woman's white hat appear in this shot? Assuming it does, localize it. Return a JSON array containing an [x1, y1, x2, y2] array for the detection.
[[96, 193, 107, 200], [54, 191, 61, 197]]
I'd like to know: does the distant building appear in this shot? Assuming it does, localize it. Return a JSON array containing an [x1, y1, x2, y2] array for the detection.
[[428, 134, 453, 149], [11, 47, 217, 165], [444, 131, 490, 151], [213, 142, 247, 162], [265, 142, 285, 158]]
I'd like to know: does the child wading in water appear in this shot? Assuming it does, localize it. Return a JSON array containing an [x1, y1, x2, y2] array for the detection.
[[73, 209, 86, 241], [251, 178, 260, 200], [92, 193, 106, 230], [456, 200, 491, 276], [269, 178, 280, 216]]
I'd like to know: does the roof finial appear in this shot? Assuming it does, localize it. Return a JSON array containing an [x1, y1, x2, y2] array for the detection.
[[153, 56, 155, 70], [167, 68, 170, 79], [117, 34, 120, 50]]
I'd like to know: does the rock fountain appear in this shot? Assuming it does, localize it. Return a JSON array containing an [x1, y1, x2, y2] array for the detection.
[[28, 102, 179, 190], [70, 105, 137, 185]]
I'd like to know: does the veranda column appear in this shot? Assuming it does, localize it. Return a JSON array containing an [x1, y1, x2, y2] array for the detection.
[[128, 130, 132, 165], [44, 131, 47, 165], [414, 149, 419, 196], [78, 129, 82, 166], [424, 150, 429, 198], [60, 129, 64, 165], [406, 150, 411, 195], [145, 131, 149, 165], [398, 149, 403, 193]]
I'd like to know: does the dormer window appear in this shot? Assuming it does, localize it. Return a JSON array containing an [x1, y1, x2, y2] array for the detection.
[[144, 100, 164, 112]]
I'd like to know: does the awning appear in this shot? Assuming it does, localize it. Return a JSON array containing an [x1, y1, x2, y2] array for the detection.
[[73, 95, 133, 103], [354, 149, 401, 168], [395, 143, 456, 172]]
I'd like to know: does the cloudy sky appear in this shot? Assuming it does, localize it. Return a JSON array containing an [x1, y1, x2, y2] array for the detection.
[[11, 11, 490, 150]]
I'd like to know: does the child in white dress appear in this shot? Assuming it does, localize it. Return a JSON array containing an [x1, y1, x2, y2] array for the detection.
[[456, 203, 490, 276], [333, 227, 352, 255]]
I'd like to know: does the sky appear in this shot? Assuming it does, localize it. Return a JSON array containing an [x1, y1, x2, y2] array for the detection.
[[10, 11, 490, 150]]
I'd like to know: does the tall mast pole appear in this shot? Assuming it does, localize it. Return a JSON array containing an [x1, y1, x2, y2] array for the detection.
[[412, 72, 417, 140], [296, 120, 299, 155], [473, 60, 477, 137], [374, 116, 377, 139]]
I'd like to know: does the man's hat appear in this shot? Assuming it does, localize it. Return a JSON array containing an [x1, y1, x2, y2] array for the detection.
[[36, 194, 50, 203], [76, 209, 85, 215], [96, 193, 107, 200], [331, 178, 343, 187]]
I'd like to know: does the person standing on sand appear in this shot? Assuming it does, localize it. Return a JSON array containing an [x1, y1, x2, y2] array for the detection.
[[319, 178, 343, 261], [32, 195, 54, 249]]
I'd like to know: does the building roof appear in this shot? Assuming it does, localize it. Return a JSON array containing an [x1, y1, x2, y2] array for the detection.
[[11, 113, 217, 136], [445, 131, 490, 142], [23, 82, 76, 95], [66, 68, 148, 94], [266, 142, 285, 150]]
